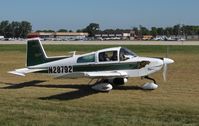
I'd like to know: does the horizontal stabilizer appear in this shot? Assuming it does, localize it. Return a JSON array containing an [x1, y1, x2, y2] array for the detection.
[[8, 68, 45, 76]]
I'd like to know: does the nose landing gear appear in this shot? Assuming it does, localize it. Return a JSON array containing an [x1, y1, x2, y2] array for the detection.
[[141, 76, 158, 90], [143, 76, 157, 84]]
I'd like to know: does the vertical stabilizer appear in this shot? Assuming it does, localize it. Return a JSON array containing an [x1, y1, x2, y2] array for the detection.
[[26, 38, 48, 66]]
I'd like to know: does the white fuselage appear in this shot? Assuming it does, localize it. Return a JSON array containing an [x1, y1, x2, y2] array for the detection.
[[29, 53, 164, 78]]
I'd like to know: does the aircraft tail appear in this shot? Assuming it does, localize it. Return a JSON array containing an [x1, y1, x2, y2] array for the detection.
[[26, 38, 68, 67], [26, 38, 48, 66], [8, 38, 68, 76]]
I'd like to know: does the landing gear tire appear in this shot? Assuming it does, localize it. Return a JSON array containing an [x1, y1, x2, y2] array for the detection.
[[91, 83, 112, 92], [90, 79, 113, 92], [141, 76, 158, 90]]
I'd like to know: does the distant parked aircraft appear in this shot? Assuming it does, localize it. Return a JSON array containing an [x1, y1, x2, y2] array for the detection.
[[0, 36, 4, 40]]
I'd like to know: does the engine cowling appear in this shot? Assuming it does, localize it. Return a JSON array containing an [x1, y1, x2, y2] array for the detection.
[[110, 78, 128, 85]]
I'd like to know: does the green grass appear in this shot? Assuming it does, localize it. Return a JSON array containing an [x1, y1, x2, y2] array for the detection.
[[1, 44, 199, 54], [0, 44, 199, 126]]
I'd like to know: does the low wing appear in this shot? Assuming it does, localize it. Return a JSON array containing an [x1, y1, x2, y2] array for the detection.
[[8, 68, 45, 76], [86, 71, 128, 78], [9, 68, 128, 79], [56, 71, 128, 79]]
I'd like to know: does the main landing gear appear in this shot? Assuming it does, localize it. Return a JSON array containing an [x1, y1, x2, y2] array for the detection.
[[141, 76, 158, 90], [90, 79, 113, 92]]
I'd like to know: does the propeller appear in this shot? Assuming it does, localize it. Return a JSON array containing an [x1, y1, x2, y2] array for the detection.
[[163, 46, 168, 82], [163, 59, 167, 81], [162, 58, 174, 82]]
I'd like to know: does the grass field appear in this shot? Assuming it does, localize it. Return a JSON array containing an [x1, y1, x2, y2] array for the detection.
[[0, 44, 199, 126]]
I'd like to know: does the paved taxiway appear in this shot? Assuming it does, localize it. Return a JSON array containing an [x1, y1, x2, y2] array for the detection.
[[0, 40, 199, 45]]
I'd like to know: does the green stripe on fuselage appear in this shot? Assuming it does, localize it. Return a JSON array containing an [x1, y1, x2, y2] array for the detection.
[[73, 62, 139, 72], [36, 62, 139, 74]]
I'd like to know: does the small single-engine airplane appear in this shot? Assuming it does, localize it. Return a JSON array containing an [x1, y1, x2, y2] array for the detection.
[[9, 38, 174, 91]]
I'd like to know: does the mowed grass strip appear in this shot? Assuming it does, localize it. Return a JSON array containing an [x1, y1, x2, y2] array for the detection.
[[0, 44, 199, 126], [1, 44, 199, 54]]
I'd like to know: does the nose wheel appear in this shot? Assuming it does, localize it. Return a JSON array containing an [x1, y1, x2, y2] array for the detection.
[[141, 76, 158, 90]]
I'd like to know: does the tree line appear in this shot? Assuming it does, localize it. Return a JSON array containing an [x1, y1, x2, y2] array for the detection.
[[0, 20, 32, 38], [82, 23, 199, 37], [36, 29, 73, 33], [35, 23, 100, 37], [133, 25, 199, 37], [1, 21, 199, 38]]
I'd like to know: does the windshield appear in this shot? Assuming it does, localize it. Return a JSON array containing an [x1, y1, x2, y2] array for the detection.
[[119, 48, 137, 61]]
